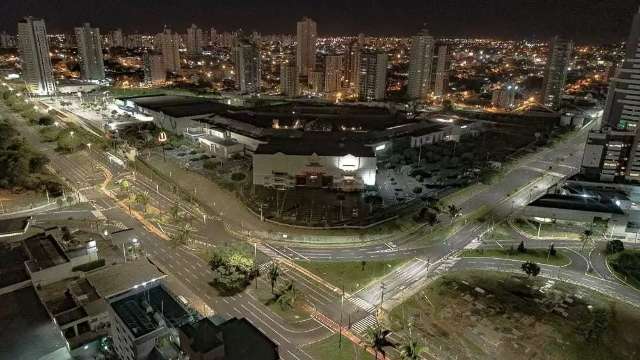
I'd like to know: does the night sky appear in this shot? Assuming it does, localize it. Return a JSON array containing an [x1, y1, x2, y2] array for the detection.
[[0, 0, 637, 43]]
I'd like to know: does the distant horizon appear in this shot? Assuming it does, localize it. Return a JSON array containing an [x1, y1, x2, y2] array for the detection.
[[0, 0, 637, 44]]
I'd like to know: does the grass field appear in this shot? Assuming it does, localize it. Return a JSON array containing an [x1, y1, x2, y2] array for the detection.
[[303, 334, 374, 360], [607, 250, 640, 290], [387, 271, 640, 360], [295, 259, 405, 293], [460, 248, 571, 266]]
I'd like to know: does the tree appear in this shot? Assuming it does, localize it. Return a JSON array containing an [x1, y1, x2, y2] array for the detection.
[[135, 192, 150, 213], [28, 154, 49, 173], [398, 337, 424, 360], [274, 281, 298, 310], [365, 326, 392, 359], [361, 260, 367, 271], [168, 202, 183, 223], [209, 246, 257, 295], [170, 223, 195, 248], [521, 261, 541, 278], [425, 211, 439, 226], [268, 263, 280, 294], [549, 244, 557, 257], [425, 197, 442, 213], [580, 229, 594, 251], [446, 204, 462, 223], [517, 241, 527, 253], [606, 240, 625, 255], [119, 179, 130, 194], [61, 226, 74, 243]]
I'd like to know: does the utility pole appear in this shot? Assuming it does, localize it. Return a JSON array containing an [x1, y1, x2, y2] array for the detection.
[[339, 284, 344, 348]]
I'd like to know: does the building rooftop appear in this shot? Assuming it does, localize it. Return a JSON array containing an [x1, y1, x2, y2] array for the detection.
[[23, 233, 69, 271], [110, 283, 192, 338], [86, 259, 166, 299], [123, 95, 229, 118], [255, 136, 375, 157], [180, 317, 278, 360], [0, 216, 31, 237], [529, 193, 625, 214], [0, 286, 71, 360]]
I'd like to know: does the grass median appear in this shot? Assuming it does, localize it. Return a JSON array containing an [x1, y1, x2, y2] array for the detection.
[[303, 334, 374, 360], [295, 259, 405, 293], [460, 248, 570, 266]]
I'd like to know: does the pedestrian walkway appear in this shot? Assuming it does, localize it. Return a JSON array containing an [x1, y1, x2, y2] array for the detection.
[[350, 314, 378, 334], [347, 296, 376, 314]]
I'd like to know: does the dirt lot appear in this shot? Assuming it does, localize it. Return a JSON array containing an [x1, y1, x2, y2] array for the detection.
[[387, 271, 640, 360]]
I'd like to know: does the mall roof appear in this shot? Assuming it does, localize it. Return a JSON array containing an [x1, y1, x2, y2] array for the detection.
[[123, 95, 229, 118], [255, 137, 375, 157]]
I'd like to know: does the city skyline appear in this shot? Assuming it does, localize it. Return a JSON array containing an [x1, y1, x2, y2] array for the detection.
[[0, 0, 637, 43]]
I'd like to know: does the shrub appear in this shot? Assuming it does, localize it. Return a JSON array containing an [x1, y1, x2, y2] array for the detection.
[[231, 172, 246, 182], [606, 240, 624, 254], [203, 159, 218, 170], [37, 115, 55, 126]]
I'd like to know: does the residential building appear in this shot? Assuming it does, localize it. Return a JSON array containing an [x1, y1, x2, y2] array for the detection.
[[74, 23, 105, 82], [17, 17, 56, 95], [491, 83, 518, 109], [108, 282, 193, 360], [344, 40, 361, 90], [542, 36, 573, 109], [186, 24, 204, 55], [210, 27, 217, 46], [0, 31, 15, 48], [296, 17, 317, 76], [432, 43, 450, 97], [324, 54, 343, 94], [581, 129, 634, 182], [580, 8, 640, 183], [407, 28, 435, 100], [111, 29, 124, 47], [233, 37, 261, 94], [358, 51, 387, 101], [155, 28, 181, 73], [308, 69, 324, 94], [143, 52, 166, 85], [280, 60, 299, 96]]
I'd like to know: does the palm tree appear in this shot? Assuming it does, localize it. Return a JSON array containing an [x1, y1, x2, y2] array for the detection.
[[170, 223, 195, 248], [398, 337, 424, 360], [268, 263, 280, 294], [169, 202, 182, 223], [135, 192, 150, 213], [446, 204, 461, 224], [580, 229, 593, 251], [365, 326, 392, 359], [274, 281, 297, 310]]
